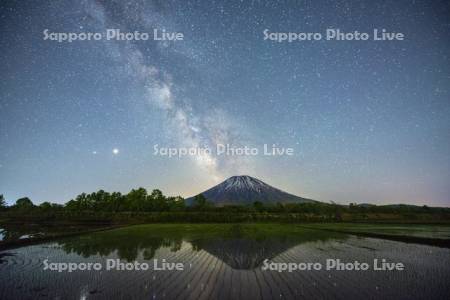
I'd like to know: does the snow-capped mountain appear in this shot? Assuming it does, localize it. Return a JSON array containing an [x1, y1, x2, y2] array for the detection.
[[186, 175, 316, 206]]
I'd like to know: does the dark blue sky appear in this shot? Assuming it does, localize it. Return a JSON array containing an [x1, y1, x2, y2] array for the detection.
[[1, 0, 449, 206]]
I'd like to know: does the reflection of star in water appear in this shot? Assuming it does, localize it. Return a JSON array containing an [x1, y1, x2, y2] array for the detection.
[[112, 148, 119, 155]]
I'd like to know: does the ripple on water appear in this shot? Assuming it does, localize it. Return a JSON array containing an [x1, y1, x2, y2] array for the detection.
[[1, 231, 450, 299]]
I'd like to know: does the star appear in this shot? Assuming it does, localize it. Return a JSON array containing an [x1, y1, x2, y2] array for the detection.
[[112, 148, 119, 155]]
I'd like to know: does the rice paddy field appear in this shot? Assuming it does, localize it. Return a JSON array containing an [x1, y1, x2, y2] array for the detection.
[[0, 223, 449, 299]]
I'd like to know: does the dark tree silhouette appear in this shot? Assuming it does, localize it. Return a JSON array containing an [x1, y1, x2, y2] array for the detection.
[[193, 194, 211, 210], [0, 194, 5, 210], [14, 197, 34, 209]]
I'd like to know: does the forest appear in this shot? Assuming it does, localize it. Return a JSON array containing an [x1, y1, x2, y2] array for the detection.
[[0, 191, 449, 224]]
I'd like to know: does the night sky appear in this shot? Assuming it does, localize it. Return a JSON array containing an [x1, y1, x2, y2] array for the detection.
[[0, 0, 449, 206]]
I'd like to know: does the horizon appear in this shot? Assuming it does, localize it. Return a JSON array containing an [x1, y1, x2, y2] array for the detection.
[[1, 1, 449, 207], [2, 174, 449, 208]]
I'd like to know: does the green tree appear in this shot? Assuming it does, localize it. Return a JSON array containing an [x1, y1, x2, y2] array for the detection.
[[193, 194, 211, 210], [39, 201, 53, 211], [109, 192, 124, 212], [149, 189, 167, 211], [14, 197, 34, 210], [65, 199, 79, 211], [126, 188, 148, 211], [275, 202, 285, 212], [166, 196, 185, 211], [75, 193, 90, 210], [0, 194, 6, 210], [253, 201, 264, 212]]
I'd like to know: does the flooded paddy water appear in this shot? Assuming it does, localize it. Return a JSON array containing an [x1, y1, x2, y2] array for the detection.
[[0, 223, 449, 299]]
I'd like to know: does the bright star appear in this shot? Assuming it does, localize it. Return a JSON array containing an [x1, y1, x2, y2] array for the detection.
[[112, 148, 119, 155]]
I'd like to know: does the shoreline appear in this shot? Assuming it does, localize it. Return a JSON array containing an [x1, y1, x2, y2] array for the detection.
[[1, 222, 450, 251]]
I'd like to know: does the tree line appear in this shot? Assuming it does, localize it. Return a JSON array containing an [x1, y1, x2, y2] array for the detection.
[[0, 191, 449, 216], [0, 189, 185, 213]]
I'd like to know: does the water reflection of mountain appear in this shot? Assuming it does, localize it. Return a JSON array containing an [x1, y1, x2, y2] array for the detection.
[[190, 238, 297, 269], [58, 225, 346, 268], [191, 233, 345, 269]]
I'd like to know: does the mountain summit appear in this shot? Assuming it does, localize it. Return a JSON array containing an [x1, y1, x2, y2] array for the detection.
[[187, 175, 315, 206]]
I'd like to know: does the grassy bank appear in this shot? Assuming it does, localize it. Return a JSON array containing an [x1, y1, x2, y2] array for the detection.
[[2, 210, 450, 225]]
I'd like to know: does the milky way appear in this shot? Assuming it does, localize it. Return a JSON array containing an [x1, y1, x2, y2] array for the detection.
[[0, 0, 449, 206]]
